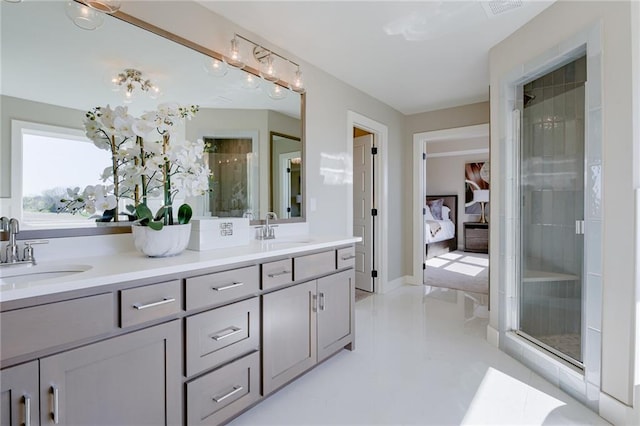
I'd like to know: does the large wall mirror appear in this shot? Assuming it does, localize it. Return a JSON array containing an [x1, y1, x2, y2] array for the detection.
[[0, 1, 304, 238]]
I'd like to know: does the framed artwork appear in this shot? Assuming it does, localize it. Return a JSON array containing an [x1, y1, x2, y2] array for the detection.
[[465, 161, 490, 214]]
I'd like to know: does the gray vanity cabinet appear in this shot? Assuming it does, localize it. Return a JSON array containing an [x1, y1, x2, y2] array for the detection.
[[317, 270, 355, 362], [262, 280, 317, 395], [38, 320, 181, 425], [262, 255, 355, 396], [0, 361, 39, 426]]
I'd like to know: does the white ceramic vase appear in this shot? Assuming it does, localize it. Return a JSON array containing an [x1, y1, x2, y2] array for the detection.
[[131, 223, 192, 257]]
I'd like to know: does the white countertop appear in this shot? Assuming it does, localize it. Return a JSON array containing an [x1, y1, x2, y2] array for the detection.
[[0, 235, 359, 303]]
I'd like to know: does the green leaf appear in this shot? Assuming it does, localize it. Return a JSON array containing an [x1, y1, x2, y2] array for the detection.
[[178, 204, 192, 224], [135, 204, 154, 223], [148, 220, 164, 231], [154, 206, 166, 222]]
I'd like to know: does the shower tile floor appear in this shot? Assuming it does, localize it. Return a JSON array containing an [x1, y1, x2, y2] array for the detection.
[[230, 285, 607, 425], [538, 333, 582, 363]]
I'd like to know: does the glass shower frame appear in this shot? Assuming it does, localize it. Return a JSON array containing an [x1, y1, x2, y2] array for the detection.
[[513, 56, 588, 369]]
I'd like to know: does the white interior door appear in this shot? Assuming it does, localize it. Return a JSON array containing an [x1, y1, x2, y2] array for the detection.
[[353, 134, 374, 292]]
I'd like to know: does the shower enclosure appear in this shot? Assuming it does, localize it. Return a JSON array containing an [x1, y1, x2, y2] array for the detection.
[[518, 56, 586, 365]]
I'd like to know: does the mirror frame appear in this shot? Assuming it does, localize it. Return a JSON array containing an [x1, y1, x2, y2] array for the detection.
[[5, 7, 306, 241]]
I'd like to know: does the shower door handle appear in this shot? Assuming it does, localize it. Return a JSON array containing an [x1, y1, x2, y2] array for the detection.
[[575, 220, 585, 235]]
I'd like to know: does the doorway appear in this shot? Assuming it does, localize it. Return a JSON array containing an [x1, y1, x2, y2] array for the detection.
[[347, 111, 388, 294], [353, 128, 375, 292]]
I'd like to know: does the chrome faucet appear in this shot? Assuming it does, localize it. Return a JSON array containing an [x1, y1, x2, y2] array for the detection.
[[5, 218, 20, 263], [256, 212, 278, 240], [0, 217, 48, 266]]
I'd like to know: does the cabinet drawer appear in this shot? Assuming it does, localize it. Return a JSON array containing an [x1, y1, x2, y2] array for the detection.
[[120, 280, 181, 328], [185, 297, 259, 377], [185, 265, 259, 310], [336, 246, 356, 269], [186, 351, 260, 426], [261, 259, 293, 291], [0, 293, 114, 362], [294, 250, 336, 281]]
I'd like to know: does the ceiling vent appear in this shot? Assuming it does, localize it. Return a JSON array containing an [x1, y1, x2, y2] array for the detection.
[[481, 0, 524, 18]]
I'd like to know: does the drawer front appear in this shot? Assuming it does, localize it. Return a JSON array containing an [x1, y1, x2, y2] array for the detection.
[[294, 250, 336, 282], [185, 297, 259, 377], [186, 351, 260, 426], [120, 280, 181, 328], [336, 246, 356, 269], [185, 265, 259, 310], [0, 293, 114, 362], [261, 259, 293, 291]]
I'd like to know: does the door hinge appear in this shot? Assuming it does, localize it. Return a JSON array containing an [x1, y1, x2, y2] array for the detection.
[[423, 263, 426, 270], [423, 207, 426, 215], [371, 270, 378, 278], [371, 208, 378, 216], [371, 147, 378, 155], [422, 152, 426, 160], [287, 207, 291, 213], [286, 167, 291, 173]]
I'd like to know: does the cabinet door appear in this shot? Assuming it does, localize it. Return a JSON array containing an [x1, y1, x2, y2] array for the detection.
[[1, 361, 38, 426], [39, 320, 181, 425], [317, 269, 355, 361], [262, 281, 316, 395]]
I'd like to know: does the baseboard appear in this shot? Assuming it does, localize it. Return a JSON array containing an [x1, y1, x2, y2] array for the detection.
[[600, 390, 639, 425], [486, 324, 499, 347], [380, 276, 409, 293]]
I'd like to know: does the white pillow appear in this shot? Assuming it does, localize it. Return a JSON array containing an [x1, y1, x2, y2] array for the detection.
[[424, 206, 435, 220], [442, 206, 451, 220]]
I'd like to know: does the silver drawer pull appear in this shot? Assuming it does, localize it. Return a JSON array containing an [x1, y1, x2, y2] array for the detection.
[[133, 297, 176, 310], [267, 270, 291, 278], [213, 385, 244, 403], [340, 254, 356, 261], [51, 386, 59, 424], [319, 292, 325, 311], [212, 326, 243, 341], [23, 395, 31, 426], [212, 282, 244, 291]]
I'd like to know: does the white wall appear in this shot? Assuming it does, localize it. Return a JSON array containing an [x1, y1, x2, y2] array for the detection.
[[116, 2, 407, 281], [489, 0, 638, 416]]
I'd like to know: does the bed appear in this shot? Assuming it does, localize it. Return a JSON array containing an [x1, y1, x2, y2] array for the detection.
[[425, 195, 458, 259]]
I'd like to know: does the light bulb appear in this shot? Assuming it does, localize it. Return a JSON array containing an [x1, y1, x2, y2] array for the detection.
[[261, 54, 278, 82], [203, 57, 228, 77], [241, 72, 260, 90], [123, 90, 135, 104], [65, 1, 104, 30], [291, 68, 305, 93], [148, 85, 162, 100], [265, 82, 288, 100], [226, 37, 245, 69]]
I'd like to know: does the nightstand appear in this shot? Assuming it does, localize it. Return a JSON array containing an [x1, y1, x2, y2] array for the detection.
[[463, 222, 489, 253]]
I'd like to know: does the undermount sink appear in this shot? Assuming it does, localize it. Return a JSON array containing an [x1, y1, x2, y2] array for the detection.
[[0, 263, 92, 289]]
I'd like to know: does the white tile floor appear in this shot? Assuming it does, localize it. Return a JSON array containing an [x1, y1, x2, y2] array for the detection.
[[229, 285, 608, 425]]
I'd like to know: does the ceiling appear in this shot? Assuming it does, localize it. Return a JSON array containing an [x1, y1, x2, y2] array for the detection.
[[199, 0, 554, 115]]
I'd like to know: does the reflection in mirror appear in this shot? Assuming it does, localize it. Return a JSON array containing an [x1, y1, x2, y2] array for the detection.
[[270, 132, 302, 219], [203, 133, 259, 219], [0, 1, 305, 237]]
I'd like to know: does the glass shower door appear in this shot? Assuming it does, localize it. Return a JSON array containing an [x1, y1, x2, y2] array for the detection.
[[518, 56, 586, 365]]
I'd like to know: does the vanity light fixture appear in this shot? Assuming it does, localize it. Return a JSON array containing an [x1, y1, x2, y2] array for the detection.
[[226, 33, 305, 94], [111, 68, 160, 103], [65, 1, 104, 31]]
